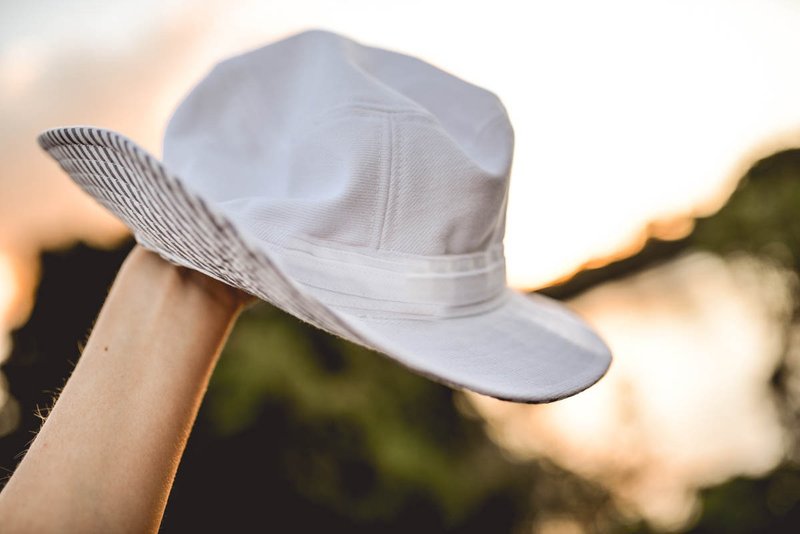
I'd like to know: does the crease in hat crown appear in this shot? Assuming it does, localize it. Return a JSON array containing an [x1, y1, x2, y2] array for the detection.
[[162, 29, 515, 313]]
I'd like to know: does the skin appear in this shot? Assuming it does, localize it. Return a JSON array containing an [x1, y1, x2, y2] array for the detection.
[[0, 246, 250, 533]]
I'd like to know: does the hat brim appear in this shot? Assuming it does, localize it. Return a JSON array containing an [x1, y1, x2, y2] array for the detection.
[[38, 126, 611, 403]]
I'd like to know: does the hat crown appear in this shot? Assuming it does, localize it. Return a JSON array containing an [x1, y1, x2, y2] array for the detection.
[[37, 30, 611, 404], [163, 30, 514, 257]]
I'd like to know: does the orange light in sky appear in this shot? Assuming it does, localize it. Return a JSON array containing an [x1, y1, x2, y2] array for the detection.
[[0, 252, 16, 369], [3, 0, 800, 290], [2, 2, 800, 528], [470, 253, 793, 528]]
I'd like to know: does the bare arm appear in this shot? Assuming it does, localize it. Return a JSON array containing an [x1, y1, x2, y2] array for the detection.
[[0, 246, 246, 533]]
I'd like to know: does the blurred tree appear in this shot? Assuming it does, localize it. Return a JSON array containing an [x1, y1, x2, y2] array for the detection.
[[0, 241, 629, 533], [689, 466, 800, 533], [692, 149, 800, 270], [0, 242, 133, 480], [543, 148, 800, 533], [9, 144, 800, 533], [683, 150, 800, 533], [15, 150, 800, 533]]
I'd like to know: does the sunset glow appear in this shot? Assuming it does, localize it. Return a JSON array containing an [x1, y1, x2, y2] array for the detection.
[[0, 252, 16, 342], [3, 1, 800, 290], [2, 0, 800, 528], [470, 253, 792, 527]]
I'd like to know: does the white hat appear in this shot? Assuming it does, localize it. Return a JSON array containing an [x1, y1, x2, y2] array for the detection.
[[38, 29, 610, 402]]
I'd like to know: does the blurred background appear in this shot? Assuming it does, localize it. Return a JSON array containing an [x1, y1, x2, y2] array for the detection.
[[3, 0, 800, 532]]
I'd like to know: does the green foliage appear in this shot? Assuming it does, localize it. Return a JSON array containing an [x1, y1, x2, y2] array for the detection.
[[689, 466, 800, 533], [206, 302, 528, 525], [684, 150, 800, 533], [692, 150, 800, 270], [1, 243, 627, 532]]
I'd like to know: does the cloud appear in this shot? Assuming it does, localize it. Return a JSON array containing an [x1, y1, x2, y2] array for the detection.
[[0, 2, 225, 257]]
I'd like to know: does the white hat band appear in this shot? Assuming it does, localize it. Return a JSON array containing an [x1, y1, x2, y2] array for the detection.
[[268, 238, 508, 319]]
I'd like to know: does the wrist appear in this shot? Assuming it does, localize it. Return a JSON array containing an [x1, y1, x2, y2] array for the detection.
[[86, 247, 244, 368], [116, 246, 245, 317]]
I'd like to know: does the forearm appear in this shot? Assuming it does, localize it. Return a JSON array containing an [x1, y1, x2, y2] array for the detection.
[[0, 247, 243, 533]]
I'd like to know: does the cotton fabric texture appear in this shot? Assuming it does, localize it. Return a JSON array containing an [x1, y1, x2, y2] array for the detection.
[[38, 29, 611, 402]]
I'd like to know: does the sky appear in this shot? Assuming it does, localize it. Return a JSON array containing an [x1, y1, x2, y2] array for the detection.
[[2, 0, 800, 527], [3, 0, 800, 292]]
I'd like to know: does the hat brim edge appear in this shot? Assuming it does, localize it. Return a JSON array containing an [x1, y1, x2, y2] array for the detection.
[[37, 125, 612, 404]]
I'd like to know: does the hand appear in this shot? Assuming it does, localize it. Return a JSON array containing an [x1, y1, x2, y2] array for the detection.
[[123, 245, 256, 312]]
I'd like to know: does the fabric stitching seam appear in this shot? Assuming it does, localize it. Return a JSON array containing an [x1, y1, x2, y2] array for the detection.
[[376, 113, 394, 248]]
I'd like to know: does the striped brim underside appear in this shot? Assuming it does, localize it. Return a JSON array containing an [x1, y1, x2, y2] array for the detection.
[[38, 126, 362, 340]]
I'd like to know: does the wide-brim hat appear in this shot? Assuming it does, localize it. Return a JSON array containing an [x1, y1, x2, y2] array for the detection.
[[38, 30, 611, 402]]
